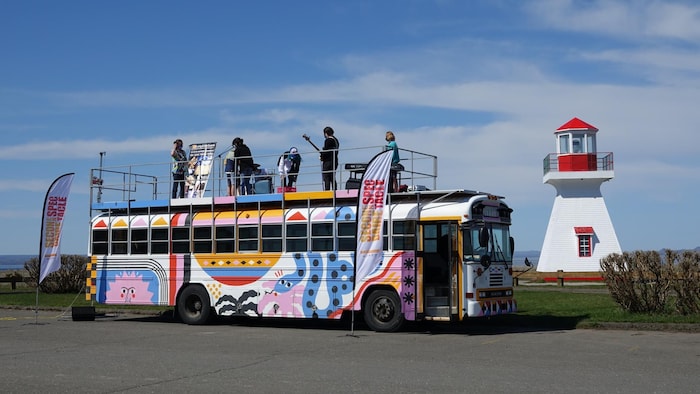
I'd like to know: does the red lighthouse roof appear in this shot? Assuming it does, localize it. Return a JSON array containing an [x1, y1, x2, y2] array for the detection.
[[556, 117, 598, 132]]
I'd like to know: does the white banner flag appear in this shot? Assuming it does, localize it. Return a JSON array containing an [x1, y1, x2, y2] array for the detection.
[[186, 142, 217, 198], [39, 173, 74, 284], [355, 150, 393, 282]]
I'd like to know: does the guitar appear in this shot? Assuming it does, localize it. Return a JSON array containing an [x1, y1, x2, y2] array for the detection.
[[302, 134, 321, 152]]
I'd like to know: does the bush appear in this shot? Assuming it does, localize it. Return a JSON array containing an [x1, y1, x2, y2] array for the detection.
[[24, 254, 89, 293], [667, 250, 700, 315], [601, 250, 700, 315]]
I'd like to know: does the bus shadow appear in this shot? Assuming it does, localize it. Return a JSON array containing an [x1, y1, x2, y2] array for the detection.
[[117, 309, 587, 335], [409, 314, 588, 335]]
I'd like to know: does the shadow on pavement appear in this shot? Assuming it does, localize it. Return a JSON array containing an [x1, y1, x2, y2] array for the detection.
[[107, 309, 586, 335]]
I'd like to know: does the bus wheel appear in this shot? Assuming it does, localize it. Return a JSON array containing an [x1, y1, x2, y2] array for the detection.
[[177, 285, 211, 325], [364, 289, 405, 332]]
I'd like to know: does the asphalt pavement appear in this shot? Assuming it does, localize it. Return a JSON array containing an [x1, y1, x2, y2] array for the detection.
[[1, 308, 699, 393]]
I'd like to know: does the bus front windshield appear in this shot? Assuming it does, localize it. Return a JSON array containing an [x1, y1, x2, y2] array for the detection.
[[463, 225, 513, 265]]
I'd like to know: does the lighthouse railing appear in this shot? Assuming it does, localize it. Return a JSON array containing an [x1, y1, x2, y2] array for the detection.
[[542, 152, 614, 175]]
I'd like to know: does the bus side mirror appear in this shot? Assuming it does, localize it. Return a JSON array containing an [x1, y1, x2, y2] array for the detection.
[[509, 236, 515, 254], [479, 228, 489, 248], [524, 257, 532, 267]]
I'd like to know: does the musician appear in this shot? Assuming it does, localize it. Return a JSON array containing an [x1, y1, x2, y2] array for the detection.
[[232, 137, 255, 195], [320, 126, 340, 190]]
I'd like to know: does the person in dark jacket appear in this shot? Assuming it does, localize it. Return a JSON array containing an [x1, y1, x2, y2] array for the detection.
[[233, 137, 255, 195], [320, 126, 339, 190], [171, 139, 188, 198]]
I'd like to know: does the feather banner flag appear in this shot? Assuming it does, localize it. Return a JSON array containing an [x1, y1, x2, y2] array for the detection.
[[355, 150, 393, 283], [39, 173, 74, 284]]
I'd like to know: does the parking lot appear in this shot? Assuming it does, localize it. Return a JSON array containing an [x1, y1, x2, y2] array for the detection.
[[1, 308, 698, 393]]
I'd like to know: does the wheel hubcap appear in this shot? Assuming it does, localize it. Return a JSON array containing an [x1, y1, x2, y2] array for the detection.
[[374, 298, 394, 321], [189, 297, 202, 314]]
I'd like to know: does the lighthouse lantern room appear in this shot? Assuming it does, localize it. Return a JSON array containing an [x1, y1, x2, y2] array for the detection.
[[537, 117, 621, 272]]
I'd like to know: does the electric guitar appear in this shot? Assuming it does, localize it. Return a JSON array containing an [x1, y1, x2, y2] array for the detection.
[[302, 134, 321, 152]]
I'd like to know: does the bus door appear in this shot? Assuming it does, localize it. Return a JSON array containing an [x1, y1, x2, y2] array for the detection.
[[419, 222, 459, 320]]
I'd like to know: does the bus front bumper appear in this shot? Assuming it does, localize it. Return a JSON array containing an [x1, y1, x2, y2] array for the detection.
[[465, 298, 517, 317]]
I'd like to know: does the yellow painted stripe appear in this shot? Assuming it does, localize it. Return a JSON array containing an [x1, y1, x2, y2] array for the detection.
[[193, 211, 216, 221], [419, 216, 461, 222], [283, 191, 335, 201]]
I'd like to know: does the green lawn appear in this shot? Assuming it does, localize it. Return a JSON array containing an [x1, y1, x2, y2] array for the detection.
[[512, 288, 700, 329], [0, 287, 169, 313]]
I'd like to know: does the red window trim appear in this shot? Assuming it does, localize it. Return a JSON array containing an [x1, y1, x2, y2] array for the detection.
[[578, 234, 592, 257], [574, 226, 594, 235]]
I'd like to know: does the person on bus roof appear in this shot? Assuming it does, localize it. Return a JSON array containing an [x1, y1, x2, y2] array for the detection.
[[171, 139, 188, 198], [233, 137, 255, 195], [321, 127, 339, 190], [384, 131, 402, 193], [278, 147, 302, 188], [224, 141, 238, 196]]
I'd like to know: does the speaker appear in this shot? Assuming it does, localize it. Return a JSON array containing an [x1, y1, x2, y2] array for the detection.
[[72, 306, 96, 321]]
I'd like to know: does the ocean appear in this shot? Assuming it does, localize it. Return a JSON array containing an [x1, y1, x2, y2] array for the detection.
[[513, 250, 540, 268], [0, 255, 35, 271]]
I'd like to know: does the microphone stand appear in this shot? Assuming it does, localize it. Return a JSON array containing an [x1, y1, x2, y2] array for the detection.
[[216, 145, 234, 158]]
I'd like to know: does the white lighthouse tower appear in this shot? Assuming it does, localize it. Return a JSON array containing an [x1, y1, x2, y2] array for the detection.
[[537, 117, 621, 272]]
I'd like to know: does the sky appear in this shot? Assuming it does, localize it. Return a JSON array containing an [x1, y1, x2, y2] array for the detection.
[[1, 0, 699, 255]]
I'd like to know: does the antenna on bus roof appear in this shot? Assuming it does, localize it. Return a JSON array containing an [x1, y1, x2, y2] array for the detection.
[[96, 152, 106, 203]]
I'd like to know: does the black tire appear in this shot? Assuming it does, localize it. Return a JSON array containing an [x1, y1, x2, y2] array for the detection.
[[363, 289, 405, 332], [177, 285, 212, 325]]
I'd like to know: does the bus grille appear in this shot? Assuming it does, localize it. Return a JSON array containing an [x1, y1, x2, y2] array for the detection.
[[490, 273, 504, 287]]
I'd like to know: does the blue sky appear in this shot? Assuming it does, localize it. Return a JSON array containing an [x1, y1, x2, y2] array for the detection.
[[2, 0, 699, 255]]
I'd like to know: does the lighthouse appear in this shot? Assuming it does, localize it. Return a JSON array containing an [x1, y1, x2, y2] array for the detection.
[[537, 117, 621, 272]]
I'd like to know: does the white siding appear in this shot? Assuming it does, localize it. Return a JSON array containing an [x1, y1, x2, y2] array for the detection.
[[538, 177, 621, 272]]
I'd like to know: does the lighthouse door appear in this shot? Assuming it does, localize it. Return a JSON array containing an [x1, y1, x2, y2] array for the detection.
[[420, 222, 459, 320]]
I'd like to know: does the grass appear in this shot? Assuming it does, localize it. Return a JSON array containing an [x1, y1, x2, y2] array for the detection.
[[0, 285, 169, 313], [513, 288, 700, 329], [2, 285, 699, 329]]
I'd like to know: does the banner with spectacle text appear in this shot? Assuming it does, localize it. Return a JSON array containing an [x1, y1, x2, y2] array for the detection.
[[39, 173, 74, 284], [355, 150, 393, 283]]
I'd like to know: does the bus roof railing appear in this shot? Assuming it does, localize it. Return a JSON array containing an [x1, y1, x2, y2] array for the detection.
[[89, 144, 438, 208]]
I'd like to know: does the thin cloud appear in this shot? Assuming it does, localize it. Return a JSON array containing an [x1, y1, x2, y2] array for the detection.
[[526, 0, 700, 42]]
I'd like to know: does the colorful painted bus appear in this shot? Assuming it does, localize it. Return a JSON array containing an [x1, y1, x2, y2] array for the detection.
[[87, 144, 516, 331]]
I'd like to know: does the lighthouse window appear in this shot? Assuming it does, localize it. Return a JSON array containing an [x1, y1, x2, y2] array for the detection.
[[572, 135, 584, 153], [559, 135, 570, 154], [578, 235, 592, 257], [587, 134, 596, 152]]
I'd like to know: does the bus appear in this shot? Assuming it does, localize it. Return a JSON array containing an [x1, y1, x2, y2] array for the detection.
[[87, 144, 516, 332]]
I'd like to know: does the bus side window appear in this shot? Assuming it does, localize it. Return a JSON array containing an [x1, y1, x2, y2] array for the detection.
[[131, 228, 148, 255], [92, 229, 108, 255], [193, 226, 212, 253], [286, 223, 307, 252], [172, 227, 190, 254], [337, 222, 356, 251], [112, 229, 128, 255], [215, 225, 235, 253], [238, 226, 259, 251], [262, 224, 282, 252], [312, 222, 333, 251], [392, 220, 416, 251], [151, 228, 169, 254]]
